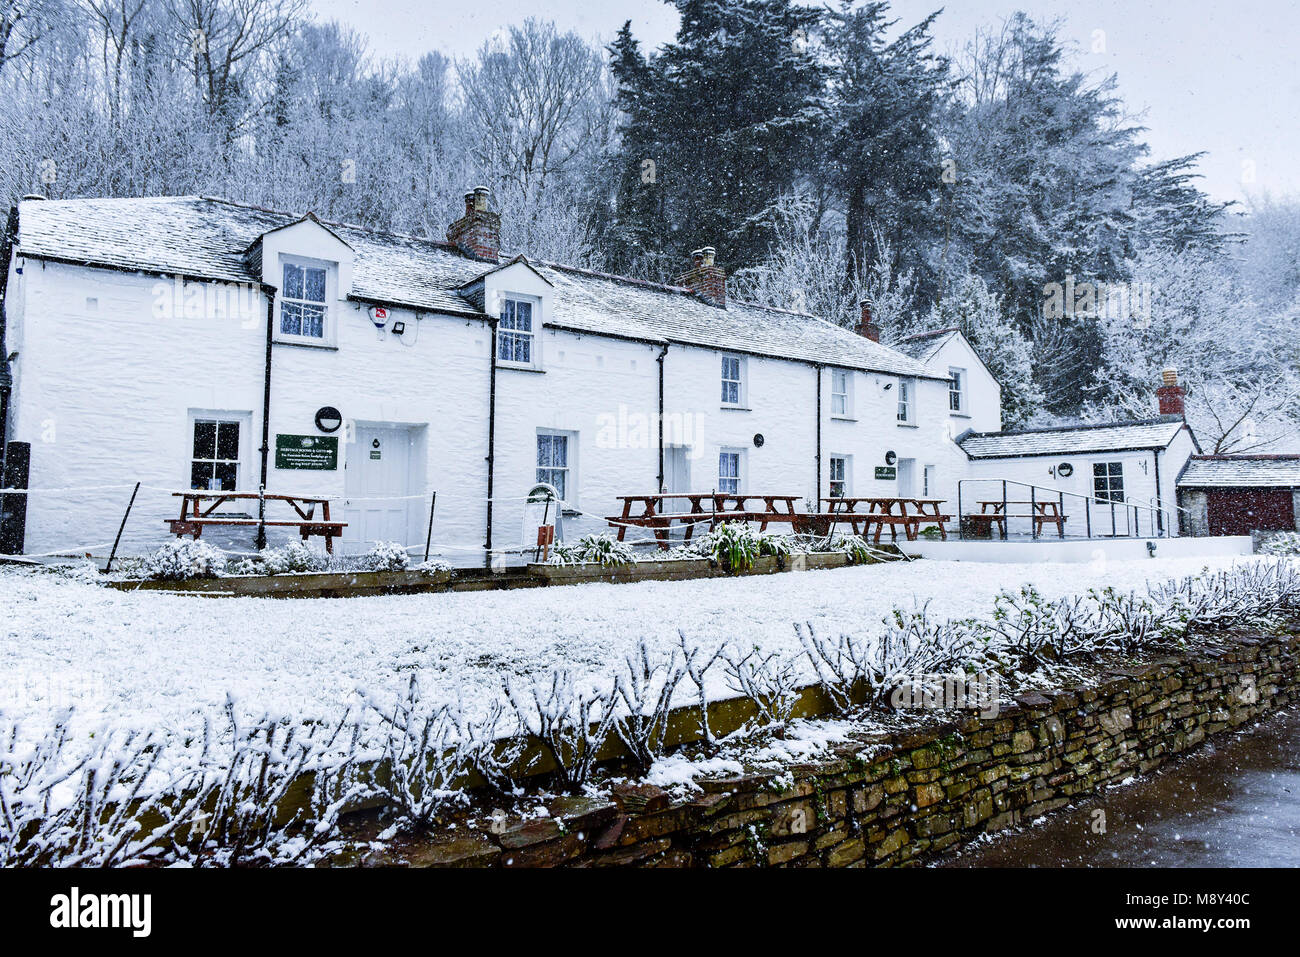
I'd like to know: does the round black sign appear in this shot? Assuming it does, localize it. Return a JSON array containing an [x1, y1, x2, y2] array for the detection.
[[1057, 462, 1074, 478], [753, 433, 765, 448], [314, 406, 343, 433], [885, 450, 897, 466]]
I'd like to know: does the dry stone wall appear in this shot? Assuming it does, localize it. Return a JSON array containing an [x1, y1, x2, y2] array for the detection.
[[390, 627, 1299, 868]]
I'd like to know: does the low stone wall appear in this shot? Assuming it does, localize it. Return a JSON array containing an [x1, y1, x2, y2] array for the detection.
[[392, 626, 1299, 868]]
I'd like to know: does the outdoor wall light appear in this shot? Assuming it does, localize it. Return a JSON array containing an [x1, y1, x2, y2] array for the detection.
[[391, 320, 406, 335], [314, 406, 343, 433], [882, 381, 894, 391]]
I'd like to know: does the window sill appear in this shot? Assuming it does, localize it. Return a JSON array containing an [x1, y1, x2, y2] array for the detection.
[[830, 415, 858, 423], [948, 411, 971, 420], [274, 337, 338, 351], [720, 404, 751, 412], [896, 422, 919, 429], [497, 362, 545, 374]]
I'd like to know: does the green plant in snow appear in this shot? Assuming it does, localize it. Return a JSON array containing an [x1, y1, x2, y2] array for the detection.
[[548, 533, 635, 567]]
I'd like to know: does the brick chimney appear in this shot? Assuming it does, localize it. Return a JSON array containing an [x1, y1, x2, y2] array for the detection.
[[676, 246, 726, 308], [1156, 367, 1185, 418], [447, 186, 500, 262], [855, 300, 880, 342]]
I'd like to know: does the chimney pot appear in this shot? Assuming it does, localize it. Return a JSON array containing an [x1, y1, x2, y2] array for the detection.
[[447, 186, 501, 262], [1156, 368, 1185, 418], [855, 300, 880, 342], [676, 245, 726, 307]]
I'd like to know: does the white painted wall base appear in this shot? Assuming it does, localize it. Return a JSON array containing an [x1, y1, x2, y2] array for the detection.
[[900, 536, 1254, 564]]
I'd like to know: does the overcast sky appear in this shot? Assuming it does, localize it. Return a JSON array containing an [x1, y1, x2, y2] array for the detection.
[[313, 0, 1298, 205]]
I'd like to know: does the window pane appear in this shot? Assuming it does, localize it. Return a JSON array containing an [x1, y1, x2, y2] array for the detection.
[[281, 301, 303, 336], [215, 422, 239, 461], [283, 263, 304, 300], [193, 421, 216, 459], [301, 304, 325, 338], [190, 461, 213, 490], [552, 435, 567, 467], [515, 301, 532, 330], [214, 461, 238, 490], [304, 267, 326, 303]]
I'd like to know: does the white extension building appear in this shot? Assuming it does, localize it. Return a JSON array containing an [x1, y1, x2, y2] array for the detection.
[[0, 192, 1197, 558]]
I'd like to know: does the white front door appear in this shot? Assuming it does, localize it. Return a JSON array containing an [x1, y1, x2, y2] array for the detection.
[[897, 458, 917, 497], [663, 446, 692, 524], [344, 425, 413, 550]]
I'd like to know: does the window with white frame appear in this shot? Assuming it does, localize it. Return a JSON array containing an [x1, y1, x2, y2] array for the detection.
[[831, 369, 852, 417], [499, 297, 535, 364], [718, 449, 742, 494], [829, 455, 850, 498], [280, 261, 328, 340], [536, 432, 572, 500], [948, 367, 966, 412], [897, 378, 914, 423], [1092, 461, 1125, 503], [190, 418, 243, 491], [720, 355, 744, 406], [923, 464, 937, 498]]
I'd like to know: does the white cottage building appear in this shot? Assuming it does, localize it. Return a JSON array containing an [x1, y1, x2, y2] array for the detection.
[[0, 191, 1203, 559], [0, 193, 984, 558]]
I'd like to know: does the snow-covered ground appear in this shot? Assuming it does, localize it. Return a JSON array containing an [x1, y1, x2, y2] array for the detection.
[[0, 555, 1263, 741]]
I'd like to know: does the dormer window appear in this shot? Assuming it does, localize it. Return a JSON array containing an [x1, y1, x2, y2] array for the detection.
[[279, 258, 331, 343], [498, 297, 535, 364]]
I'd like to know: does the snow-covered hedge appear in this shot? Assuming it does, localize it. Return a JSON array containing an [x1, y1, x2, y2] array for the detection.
[[130, 540, 227, 581], [360, 541, 410, 572], [1260, 532, 1300, 557]]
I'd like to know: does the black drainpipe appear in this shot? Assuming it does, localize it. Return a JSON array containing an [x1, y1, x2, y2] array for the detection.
[[485, 317, 499, 565], [1152, 449, 1164, 537], [657, 343, 670, 491], [256, 288, 276, 550], [814, 364, 823, 502], [0, 206, 21, 545]]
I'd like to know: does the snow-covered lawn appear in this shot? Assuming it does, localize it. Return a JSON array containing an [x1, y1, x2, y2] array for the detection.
[[0, 555, 1264, 740]]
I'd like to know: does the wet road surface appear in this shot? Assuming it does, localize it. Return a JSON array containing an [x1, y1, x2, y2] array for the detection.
[[944, 709, 1300, 867]]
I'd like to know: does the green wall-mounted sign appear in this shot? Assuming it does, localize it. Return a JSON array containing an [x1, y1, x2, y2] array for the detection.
[[275, 434, 338, 470], [874, 466, 897, 481]]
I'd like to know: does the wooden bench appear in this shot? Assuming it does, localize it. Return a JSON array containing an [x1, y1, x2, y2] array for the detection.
[[969, 501, 1067, 539], [820, 497, 952, 542], [168, 492, 347, 553]]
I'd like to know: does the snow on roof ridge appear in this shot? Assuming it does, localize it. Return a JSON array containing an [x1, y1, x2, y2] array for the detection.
[[199, 195, 464, 255], [962, 417, 1180, 440], [1190, 453, 1300, 460], [897, 326, 959, 342]]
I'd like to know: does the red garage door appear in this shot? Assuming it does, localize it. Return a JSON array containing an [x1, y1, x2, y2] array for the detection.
[[1205, 489, 1296, 536]]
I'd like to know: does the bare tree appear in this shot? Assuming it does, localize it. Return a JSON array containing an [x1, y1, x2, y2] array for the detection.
[[166, 0, 304, 132], [457, 18, 610, 208]]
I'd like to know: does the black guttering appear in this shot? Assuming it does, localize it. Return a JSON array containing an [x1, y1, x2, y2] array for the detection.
[[256, 288, 277, 550], [0, 206, 17, 548], [485, 316, 499, 563], [657, 344, 670, 492], [814, 364, 823, 500]]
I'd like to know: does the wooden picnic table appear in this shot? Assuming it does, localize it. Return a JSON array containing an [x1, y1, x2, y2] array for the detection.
[[819, 496, 951, 543], [968, 500, 1067, 539], [607, 493, 803, 548], [168, 491, 347, 553]]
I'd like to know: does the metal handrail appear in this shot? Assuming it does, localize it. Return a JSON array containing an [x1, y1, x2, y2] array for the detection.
[[956, 478, 1175, 541]]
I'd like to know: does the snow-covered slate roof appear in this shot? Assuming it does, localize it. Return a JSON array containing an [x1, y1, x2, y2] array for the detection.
[[890, 327, 959, 363], [959, 418, 1188, 459], [15, 195, 938, 379], [1177, 455, 1300, 489]]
